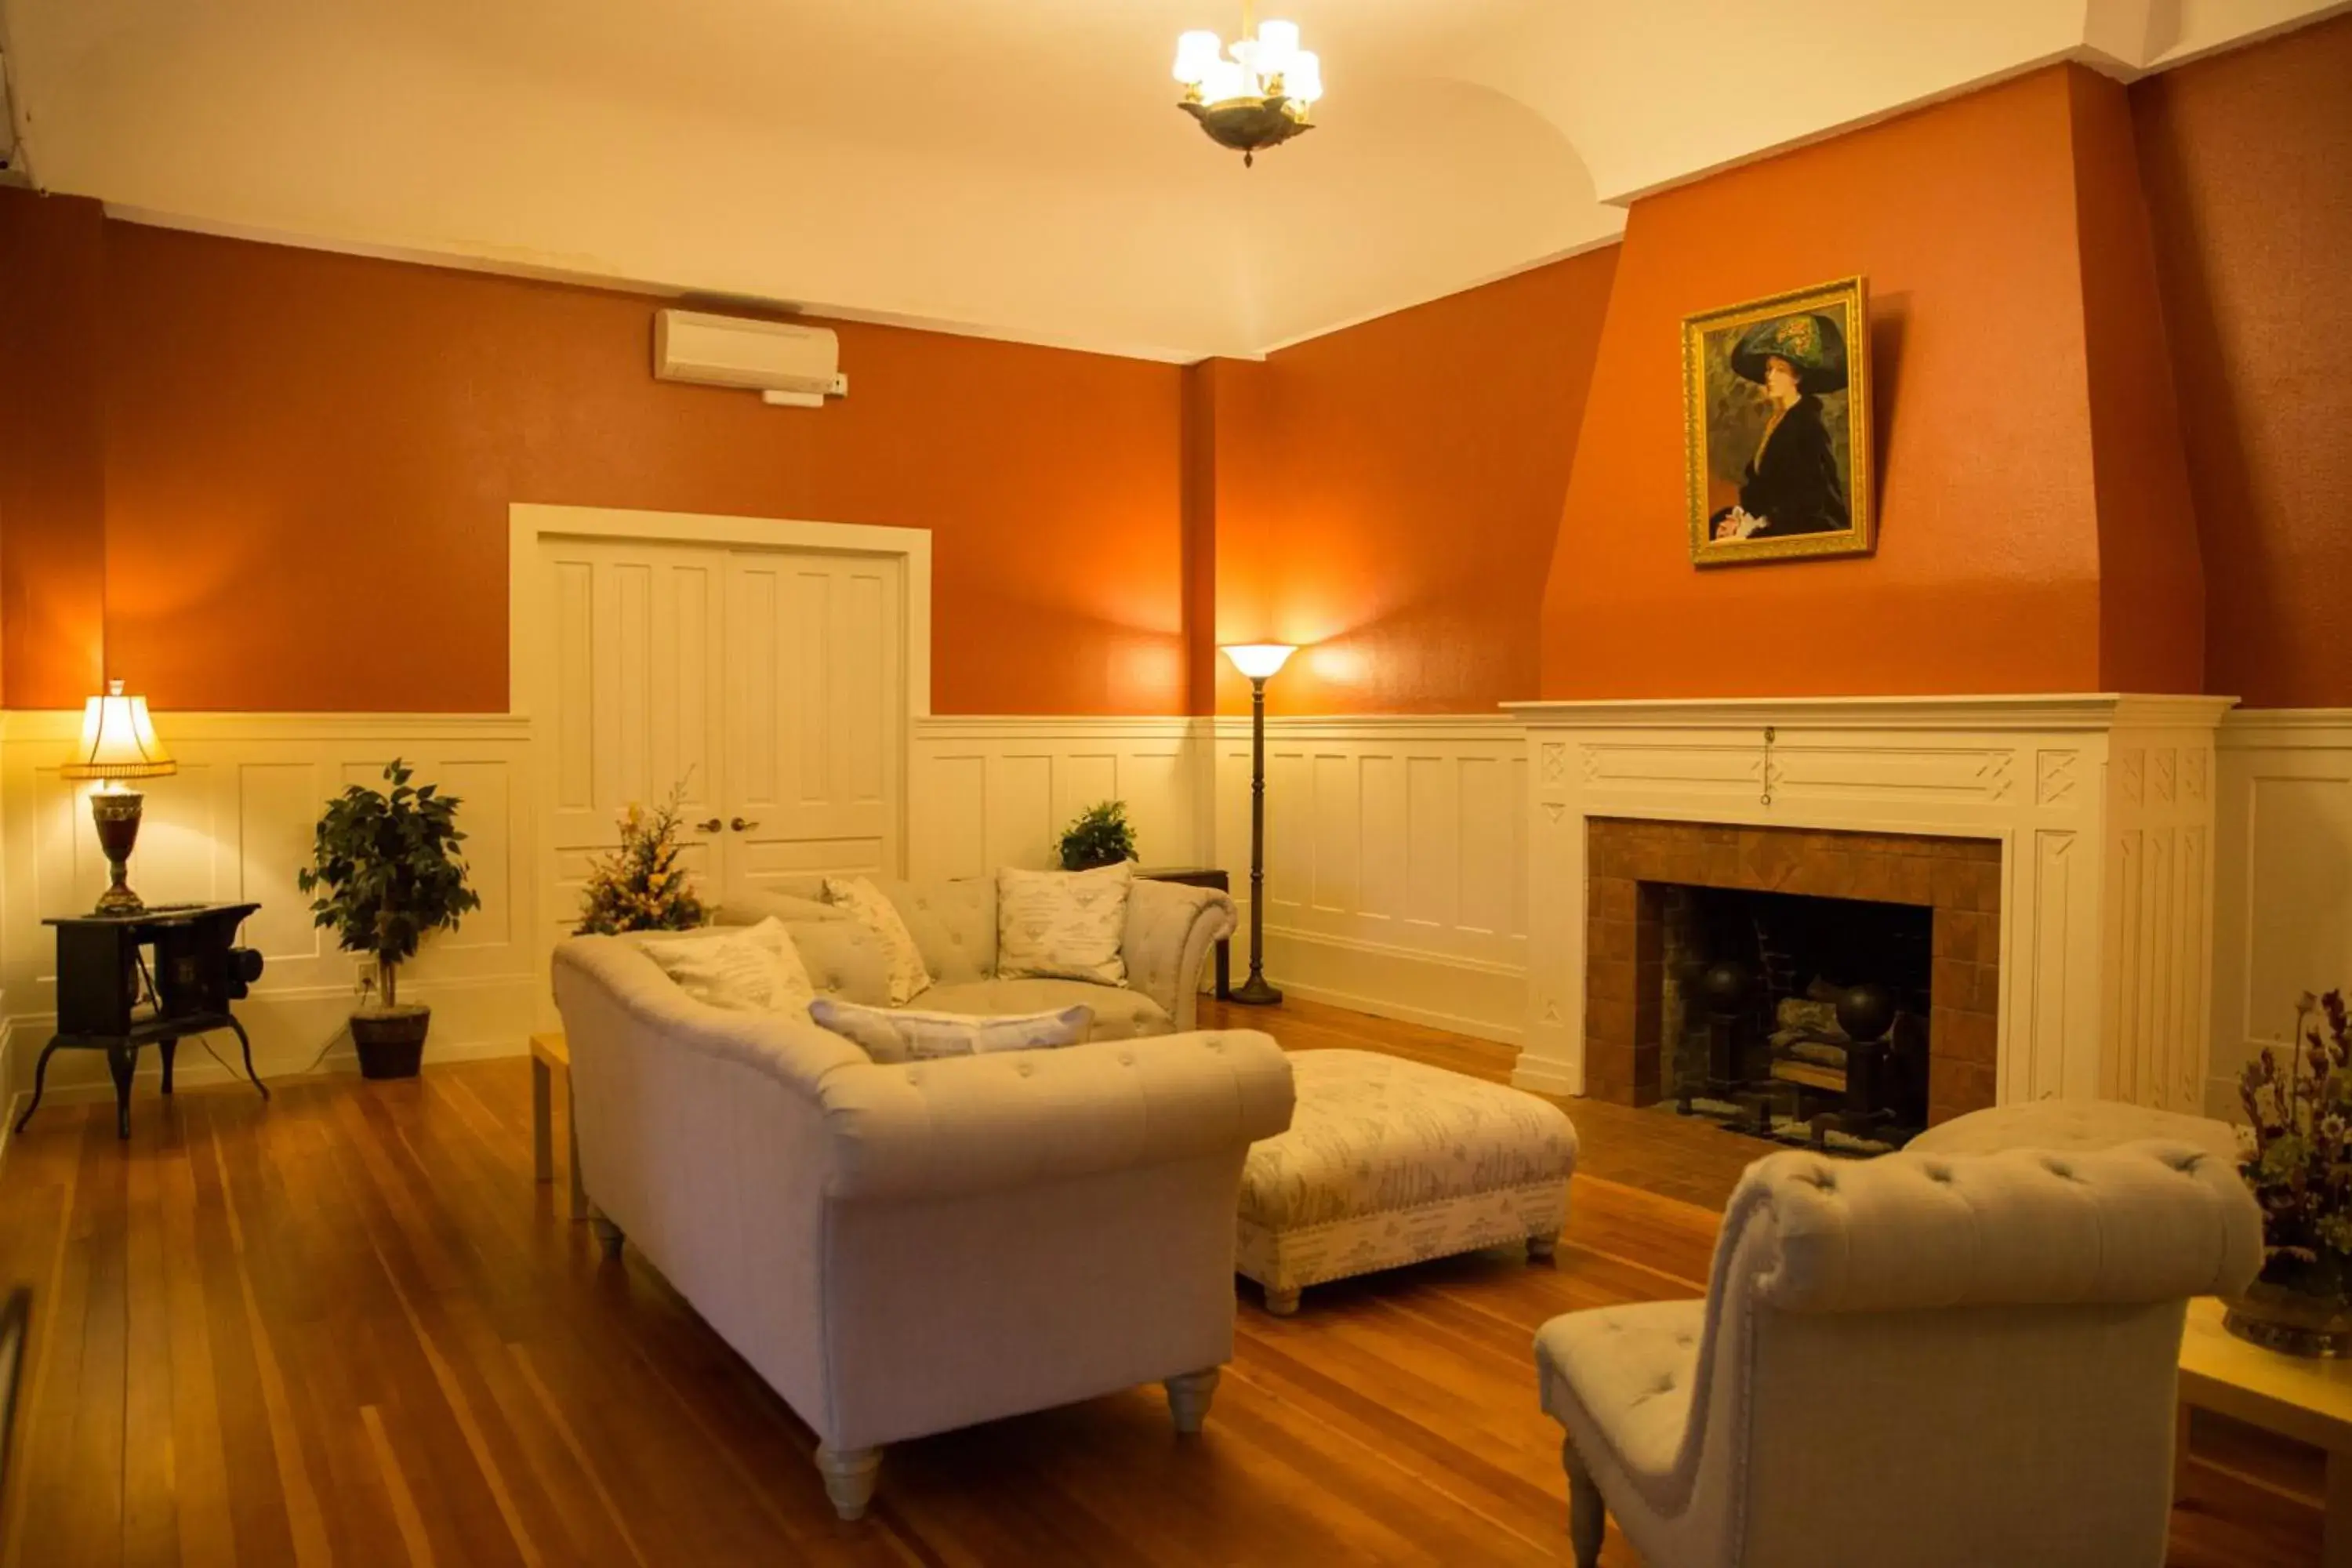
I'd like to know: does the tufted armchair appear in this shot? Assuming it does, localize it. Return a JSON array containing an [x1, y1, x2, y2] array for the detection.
[[1534, 1143, 2262, 1568]]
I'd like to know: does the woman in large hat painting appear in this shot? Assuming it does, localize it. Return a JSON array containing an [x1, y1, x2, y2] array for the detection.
[[1710, 310, 1849, 542]]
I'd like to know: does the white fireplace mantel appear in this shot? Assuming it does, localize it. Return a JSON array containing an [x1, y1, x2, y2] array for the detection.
[[1504, 692, 2238, 1116]]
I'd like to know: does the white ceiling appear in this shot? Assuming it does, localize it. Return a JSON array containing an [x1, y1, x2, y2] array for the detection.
[[1, 0, 2342, 361]]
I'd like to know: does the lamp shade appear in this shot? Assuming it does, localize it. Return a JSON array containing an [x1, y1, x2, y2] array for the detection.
[[1221, 643, 1298, 681], [60, 681, 176, 781]]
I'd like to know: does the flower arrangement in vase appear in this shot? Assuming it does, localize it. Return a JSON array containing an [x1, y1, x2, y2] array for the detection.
[[575, 782, 708, 935], [2228, 989, 2352, 1356]]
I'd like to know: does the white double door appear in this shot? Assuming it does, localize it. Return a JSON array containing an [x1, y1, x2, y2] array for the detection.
[[536, 536, 905, 942]]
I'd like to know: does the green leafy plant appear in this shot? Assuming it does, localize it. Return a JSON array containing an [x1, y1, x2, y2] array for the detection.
[[2240, 990, 2352, 1299], [297, 760, 482, 1010], [1058, 800, 1138, 872], [575, 780, 707, 935]]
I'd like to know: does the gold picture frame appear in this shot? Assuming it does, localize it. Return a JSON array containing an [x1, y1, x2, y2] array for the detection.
[[1683, 276, 1873, 566]]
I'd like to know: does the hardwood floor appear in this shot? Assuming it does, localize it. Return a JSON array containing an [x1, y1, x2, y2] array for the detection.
[[0, 1000, 2321, 1566]]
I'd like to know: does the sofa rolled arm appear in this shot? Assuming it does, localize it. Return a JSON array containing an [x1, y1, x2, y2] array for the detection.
[[1123, 880, 1237, 1032], [818, 1029, 1294, 1203]]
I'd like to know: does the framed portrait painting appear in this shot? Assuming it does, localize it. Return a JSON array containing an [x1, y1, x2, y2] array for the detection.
[[1683, 276, 1872, 566]]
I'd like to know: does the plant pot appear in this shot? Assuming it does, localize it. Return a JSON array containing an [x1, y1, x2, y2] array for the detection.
[[2222, 1276, 2352, 1358], [350, 1005, 432, 1080]]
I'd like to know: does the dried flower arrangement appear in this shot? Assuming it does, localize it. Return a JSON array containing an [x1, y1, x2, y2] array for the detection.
[[575, 782, 707, 935], [2238, 989, 2352, 1305]]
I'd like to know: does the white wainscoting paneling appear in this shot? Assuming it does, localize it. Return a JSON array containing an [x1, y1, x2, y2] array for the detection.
[[1213, 716, 1530, 1045], [906, 714, 1530, 1045], [909, 717, 1207, 881], [2210, 710, 2352, 1117], [0, 711, 536, 1107]]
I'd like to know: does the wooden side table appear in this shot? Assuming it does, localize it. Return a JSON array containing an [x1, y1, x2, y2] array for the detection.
[[529, 1032, 587, 1221], [2178, 1294, 2352, 1563], [1135, 866, 1232, 1000]]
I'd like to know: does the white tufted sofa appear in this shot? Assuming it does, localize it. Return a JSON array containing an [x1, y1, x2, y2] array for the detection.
[[551, 934, 1294, 1520], [1535, 1142, 2262, 1568], [718, 873, 1234, 1036]]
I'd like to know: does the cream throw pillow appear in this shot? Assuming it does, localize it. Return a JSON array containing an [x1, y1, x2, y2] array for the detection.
[[638, 917, 815, 1014], [996, 862, 1132, 986], [808, 998, 1093, 1064], [822, 876, 932, 1005]]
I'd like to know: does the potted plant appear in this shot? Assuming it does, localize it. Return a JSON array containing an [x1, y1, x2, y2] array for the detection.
[[2229, 989, 2352, 1356], [1058, 800, 1138, 871], [575, 782, 708, 934], [298, 760, 482, 1080]]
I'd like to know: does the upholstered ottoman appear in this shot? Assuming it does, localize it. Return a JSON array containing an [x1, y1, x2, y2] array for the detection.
[[1908, 1099, 2240, 1163], [1237, 1050, 1578, 1315]]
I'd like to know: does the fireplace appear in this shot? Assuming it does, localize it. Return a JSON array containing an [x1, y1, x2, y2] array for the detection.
[[1584, 818, 2002, 1126], [1510, 695, 2232, 1124]]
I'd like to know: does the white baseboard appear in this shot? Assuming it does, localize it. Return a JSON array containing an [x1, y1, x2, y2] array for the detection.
[[11, 1029, 530, 1116]]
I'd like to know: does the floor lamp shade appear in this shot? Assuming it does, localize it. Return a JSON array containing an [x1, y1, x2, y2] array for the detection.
[[60, 681, 177, 914], [1219, 644, 1298, 1007]]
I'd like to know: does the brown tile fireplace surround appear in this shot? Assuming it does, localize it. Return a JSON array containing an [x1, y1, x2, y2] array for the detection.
[[1585, 818, 2002, 1125]]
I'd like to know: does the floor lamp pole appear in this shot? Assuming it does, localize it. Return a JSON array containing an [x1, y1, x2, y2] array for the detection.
[[1232, 673, 1282, 1006]]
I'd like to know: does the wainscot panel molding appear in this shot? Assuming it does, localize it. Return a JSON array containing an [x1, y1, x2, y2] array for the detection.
[[908, 715, 1533, 1047], [909, 716, 1210, 882], [1213, 714, 1530, 1046], [1506, 695, 2234, 1109], [2211, 708, 2352, 1118], [0, 710, 537, 1107]]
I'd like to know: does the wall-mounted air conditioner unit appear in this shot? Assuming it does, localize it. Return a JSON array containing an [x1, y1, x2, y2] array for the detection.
[[654, 309, 847, 408]]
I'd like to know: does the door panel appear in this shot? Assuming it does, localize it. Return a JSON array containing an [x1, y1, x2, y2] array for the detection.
[[538, 539, 728, 940], [725, 552, 904, 897]]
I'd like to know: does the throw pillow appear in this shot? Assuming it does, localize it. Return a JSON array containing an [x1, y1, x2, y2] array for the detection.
[[638, 917, 815, 1014], [997, 862, 1132, 985], [822, 876, 934, 1005], [808, 997, 1094, 1064]]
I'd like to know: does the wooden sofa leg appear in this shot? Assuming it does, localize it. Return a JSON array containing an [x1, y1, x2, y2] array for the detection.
[[1263, 1286, 1301, 1316], [1564, 1438, 1606, 1568], [815, 1444, 882, 1521], [1164, 1368, 1221, 1435], [588, 1210, 625, 1261], [1528, 1233, 1558, 1263]]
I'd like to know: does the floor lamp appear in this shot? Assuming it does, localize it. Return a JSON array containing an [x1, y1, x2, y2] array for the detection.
[[1221, 643, 1297, 1006]]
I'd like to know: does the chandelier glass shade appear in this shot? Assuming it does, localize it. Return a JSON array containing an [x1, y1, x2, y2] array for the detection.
[[1173, 15, 1322, 165]]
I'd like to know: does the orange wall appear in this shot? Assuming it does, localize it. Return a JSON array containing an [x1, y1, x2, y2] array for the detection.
[[1213, 248, 1620, 714], [2132, 13, 2352, 708], [2071, 67, 2205, 694], [0, 193, 108, 706], [1541, 67, 2155, 699], [2, 196, 1189, 714]]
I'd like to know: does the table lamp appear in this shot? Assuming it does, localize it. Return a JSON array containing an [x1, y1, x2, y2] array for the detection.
[[1221, 643, 1297, 1005], [60, 681, 177, 914]]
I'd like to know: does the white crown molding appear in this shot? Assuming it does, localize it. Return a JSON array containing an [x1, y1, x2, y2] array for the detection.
[[1214, 712, 1526, 742], [913, 714, 1205, 740], [0, 708, 528, 744], [2217, 707, 2352, 747], [1504, 693, 2239, 733]]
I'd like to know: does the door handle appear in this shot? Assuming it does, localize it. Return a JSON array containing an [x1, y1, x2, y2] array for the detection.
[[730, 817, 760, 833], [694, 818, 723, 833]]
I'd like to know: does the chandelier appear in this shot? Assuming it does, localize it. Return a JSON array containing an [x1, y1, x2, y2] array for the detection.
[[1172, 12, 1323, 166]]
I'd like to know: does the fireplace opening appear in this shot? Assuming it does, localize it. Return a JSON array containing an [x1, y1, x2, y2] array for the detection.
[[1659, 885, 1933, 1150]]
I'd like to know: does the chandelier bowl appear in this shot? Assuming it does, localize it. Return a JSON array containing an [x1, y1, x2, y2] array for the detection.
[[1180, 97, 1314, 164]]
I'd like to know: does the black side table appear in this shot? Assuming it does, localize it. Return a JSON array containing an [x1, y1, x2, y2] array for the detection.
[[19, 902, 270, 1140], [1135, 867, 1232, 1000]]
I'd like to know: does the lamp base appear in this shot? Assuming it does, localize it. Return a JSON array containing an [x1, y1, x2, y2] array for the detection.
[[1229, 974, 1284, 1007], [88, 787, 147, 915]]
